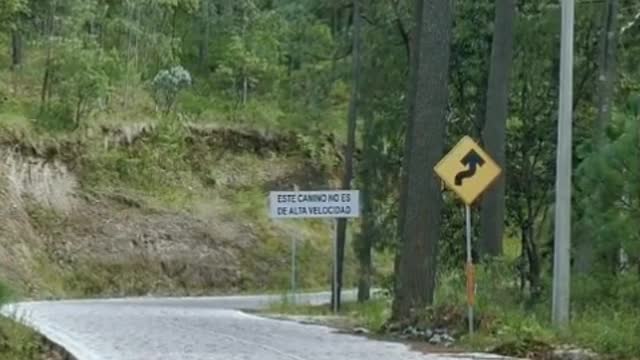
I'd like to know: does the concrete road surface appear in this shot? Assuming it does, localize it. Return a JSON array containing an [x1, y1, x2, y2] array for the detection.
[[1, 291, 509, 360]]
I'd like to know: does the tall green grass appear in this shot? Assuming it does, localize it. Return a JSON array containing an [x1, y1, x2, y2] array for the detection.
[[0, 282, 47, 360]]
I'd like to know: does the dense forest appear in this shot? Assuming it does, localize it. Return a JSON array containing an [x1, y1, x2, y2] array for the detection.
[[1, 0, 640, 357]]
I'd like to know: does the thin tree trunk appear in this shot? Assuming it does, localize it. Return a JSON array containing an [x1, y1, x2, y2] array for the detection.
[[524, 223, 541, 305], [392, 0, 453, 321], [577, 0, 620, 274], [171, 5, 178, 51], [392, 0, 419, 319], [241, 5, 248, 106], [595, 0, 620, 141], [40, 54, 52, 109], [40, 0, 56, 111], [224, 0, 233, 17], [242, 76, 248, 105], [11, 28, 23, 70], [75, 95, 84, 129], [479, 0, 517, 258], [356, 159, 373, 302], [334, 0, 363, 310], [199, 0, 211, 72]]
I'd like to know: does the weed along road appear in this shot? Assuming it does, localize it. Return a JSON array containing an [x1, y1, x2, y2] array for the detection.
[[2, 292, 508, 360]]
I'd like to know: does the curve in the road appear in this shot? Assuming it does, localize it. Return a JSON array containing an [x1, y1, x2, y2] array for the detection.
[[2, 292, 511, 360]]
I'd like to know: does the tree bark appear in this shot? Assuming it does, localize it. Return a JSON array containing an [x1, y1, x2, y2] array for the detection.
[[576, 0, 620, 274], [334, 0, 362, 310], [199, 0, 211, 72], [40, 0, 57, 111], [479, 0, 517, 258], [11, 28, 23, 70], [356, 176, 373, 302], [522, 223, 541, 305], [392, 3, 418, 318], [392, 0, 453, 321], [595, 0, 620, 141], [242, 76, 248, 105]]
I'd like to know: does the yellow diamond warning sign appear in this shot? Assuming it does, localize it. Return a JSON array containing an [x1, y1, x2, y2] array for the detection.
[[434, 136, 502, 205]]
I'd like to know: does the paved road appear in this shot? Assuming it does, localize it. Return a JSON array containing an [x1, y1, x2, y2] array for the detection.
[[2, 291, 507, 360]]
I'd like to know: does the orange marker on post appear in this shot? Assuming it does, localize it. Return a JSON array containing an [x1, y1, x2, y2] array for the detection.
[[466, 262, 475, 306]]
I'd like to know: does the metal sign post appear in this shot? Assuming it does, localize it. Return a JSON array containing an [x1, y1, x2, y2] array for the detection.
[[465, 205, 474, 334], [333, 220, 339, 313], [291, 237, 297, 304], [434, 136, 501, 336]]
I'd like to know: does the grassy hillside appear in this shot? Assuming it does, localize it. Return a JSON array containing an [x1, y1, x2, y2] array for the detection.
[[0, 117, 362, 299], [0, 36, 363, 299]]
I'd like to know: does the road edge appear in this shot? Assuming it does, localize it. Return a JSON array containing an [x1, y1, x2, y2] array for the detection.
[[41, 334, 79, 360]]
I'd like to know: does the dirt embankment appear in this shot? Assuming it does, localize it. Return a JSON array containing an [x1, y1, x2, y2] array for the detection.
[[0, 124, 338, 299]]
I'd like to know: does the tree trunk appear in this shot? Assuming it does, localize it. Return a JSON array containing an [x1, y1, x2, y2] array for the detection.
[[392, 0, 453, 321], [11, 28, 23, 70], [240, 5, 249, 106], [40, 60, 51, 109], [479, 0, 517, 258], [595, 0, 620, 141], [334, 0, 363, 310], [356, 118, 376, 302], [224, 0, 233, 18], [525, 224, 541, 303], [577, 0, 620, 274], [242, 76, 248, 105], [171, 5, 178, 51], [356, 183, 373, 302], [199, 0, 211, 72], [40, 0, 56, 111], [392, 4, 418, 318]]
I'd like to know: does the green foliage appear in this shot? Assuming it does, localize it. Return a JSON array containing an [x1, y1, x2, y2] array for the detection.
[[0, 282, 12, 304], [447, 265, 640, 359], [81, 120, 199, 207], [38, 41, 120, 131], [0, 317, 44, 360], [483, 310, 555, 348], [576, 111, 640, 266], [151, 65, 193, 113], [570, 306, 640, 358], [0, 0, 28, 31], [0, 282, 45, 360]]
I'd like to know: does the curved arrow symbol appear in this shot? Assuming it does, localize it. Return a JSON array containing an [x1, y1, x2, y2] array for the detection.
[[454, 150, 485, 186]]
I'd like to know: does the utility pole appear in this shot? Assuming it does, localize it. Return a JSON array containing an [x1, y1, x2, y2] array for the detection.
[[552, 0, 574, 327]]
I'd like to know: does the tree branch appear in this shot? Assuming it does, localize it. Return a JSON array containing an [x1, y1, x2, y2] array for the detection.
[[621, 9, 640, 36], [391, 0, 410, 61]]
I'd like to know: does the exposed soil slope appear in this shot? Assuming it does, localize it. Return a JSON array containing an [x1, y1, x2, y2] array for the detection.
[[0, 123, 342, 299]]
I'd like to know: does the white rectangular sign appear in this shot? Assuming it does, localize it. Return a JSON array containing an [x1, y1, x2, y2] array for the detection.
[[269, 190, 360, 219]]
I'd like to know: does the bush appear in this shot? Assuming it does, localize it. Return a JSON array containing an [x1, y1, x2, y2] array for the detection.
[[151, 65, 192, 114], [0, 283, 44, 360], [0, 282, 11, 305], [35, 102, 76, 132], [0, 318, 43, 360], [570, 305, 640, 357]]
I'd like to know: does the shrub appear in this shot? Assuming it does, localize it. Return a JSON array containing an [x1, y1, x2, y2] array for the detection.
[[0, 282, 11, 304], [36, 40, 119, 131], [570, 305, 640, 357], [151, 65, 192, 114]]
